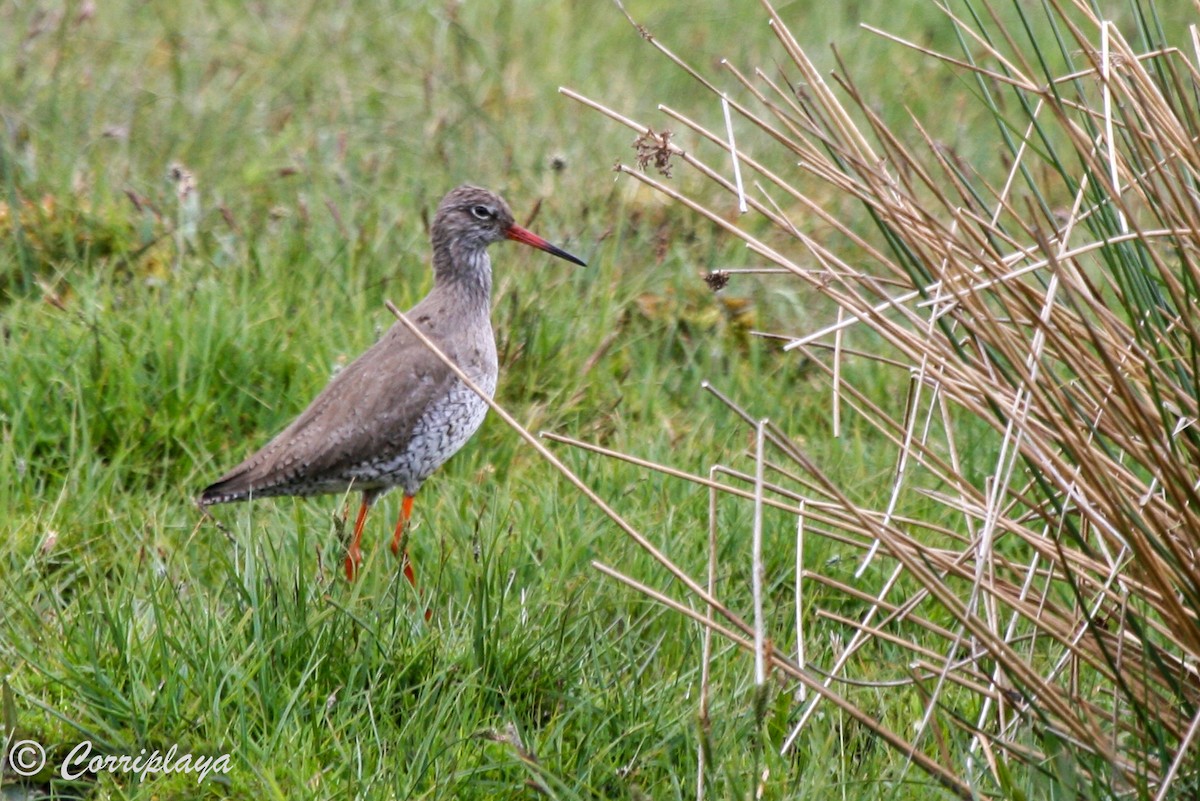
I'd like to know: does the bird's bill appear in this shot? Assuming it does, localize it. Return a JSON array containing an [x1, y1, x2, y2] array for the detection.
[[506, 224, 587, 267]]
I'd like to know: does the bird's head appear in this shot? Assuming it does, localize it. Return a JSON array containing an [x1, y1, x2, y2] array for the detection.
[[433, 185, 586, 268]]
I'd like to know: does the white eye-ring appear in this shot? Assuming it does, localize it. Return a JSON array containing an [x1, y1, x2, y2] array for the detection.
[[470, 205, 492, 220]]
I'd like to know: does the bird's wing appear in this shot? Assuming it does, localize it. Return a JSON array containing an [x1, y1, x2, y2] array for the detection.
[[200, 313, 479, 503]]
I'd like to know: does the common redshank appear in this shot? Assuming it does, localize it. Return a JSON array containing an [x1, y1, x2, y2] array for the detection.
[[199, 185, 585, 583]]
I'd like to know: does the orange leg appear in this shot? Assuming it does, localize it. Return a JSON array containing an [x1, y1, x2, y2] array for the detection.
[[390, 494, 416, 588], [344, 500, 370, 581], [390, 495, 430, 620]]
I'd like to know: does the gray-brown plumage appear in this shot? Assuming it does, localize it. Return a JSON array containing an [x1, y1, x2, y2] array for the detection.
[[199, 185, 585, 581]]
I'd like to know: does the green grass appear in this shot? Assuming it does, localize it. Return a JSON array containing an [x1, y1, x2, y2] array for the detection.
[[0, 0, 1084, 798]]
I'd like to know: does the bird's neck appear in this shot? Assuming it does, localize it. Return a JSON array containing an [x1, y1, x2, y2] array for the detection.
[[431, 241, 493, 314]]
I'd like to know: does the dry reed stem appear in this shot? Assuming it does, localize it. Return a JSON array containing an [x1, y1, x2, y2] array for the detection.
[[565, 0, 1200, 793]]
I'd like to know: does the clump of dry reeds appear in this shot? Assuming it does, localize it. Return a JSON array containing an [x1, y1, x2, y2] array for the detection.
[[551, 0, 1200, 797]]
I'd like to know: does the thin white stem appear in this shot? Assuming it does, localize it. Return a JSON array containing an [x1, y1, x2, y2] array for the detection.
[[698, 466, 722, 801], [795, 501, 807, 702], [1101, 22, 1128, 233], [753, 419, 768, 686], [720, 88, 748, 214], [832, 308, 844, 438]]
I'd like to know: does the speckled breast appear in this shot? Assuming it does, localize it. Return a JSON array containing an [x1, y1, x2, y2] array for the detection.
[[360, 372, 497, 496]]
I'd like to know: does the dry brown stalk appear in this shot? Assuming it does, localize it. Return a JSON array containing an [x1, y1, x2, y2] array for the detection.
[[556, 0, 1200, 795]]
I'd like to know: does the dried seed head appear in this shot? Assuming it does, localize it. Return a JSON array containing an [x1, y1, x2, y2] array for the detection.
[[704, 270, 731, 292], [633, 128, 675, 178]]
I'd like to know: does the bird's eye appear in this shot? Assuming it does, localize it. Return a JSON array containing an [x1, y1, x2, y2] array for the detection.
[[470, 205, 492, 220]]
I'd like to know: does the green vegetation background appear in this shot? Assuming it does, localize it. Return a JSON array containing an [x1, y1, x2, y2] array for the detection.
[[0, 0, 1108, 798]]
